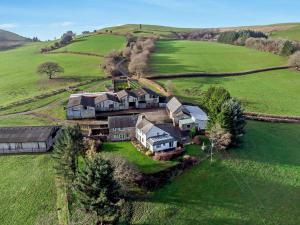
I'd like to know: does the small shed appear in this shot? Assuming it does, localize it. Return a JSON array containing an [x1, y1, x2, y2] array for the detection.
[[0, 126, 60, 154]]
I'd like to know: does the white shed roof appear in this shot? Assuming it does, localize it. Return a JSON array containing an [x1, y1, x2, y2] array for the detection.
[[184, 105, 209, 121]]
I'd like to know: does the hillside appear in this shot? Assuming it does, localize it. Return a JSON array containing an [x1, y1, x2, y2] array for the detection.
[[0, 29, 31, 50], [99, 23, 300, 39]]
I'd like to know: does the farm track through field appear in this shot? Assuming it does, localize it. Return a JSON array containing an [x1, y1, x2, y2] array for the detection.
[[147, 66, 290, 80]]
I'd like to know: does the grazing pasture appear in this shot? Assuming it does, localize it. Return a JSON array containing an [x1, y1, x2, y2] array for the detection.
[[132, 121, 300, 225], [102, 142, 177, 174], [150, 40, 287, 75], [0, 34, 125, 107], [0, 154, 57, 225], [270, 24, 300, 41], [54, 34, 126, 55], [158, 69, 300, 116]]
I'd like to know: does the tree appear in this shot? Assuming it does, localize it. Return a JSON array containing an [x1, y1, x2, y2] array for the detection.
[[52, 125, 84, 183], [204, 86, 231, 127], [288, 51, 300, 70], [209, 123, 232, 151], [220, 98, 246, 146], [37, 62, 64, 79], [75, 154, 121, 225], [60, 31, 75, 45], [280, 40, 295, 56]]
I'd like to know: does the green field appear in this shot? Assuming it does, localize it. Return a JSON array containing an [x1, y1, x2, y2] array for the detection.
[[132, 121, 300, 225], [0, 154, 57, 225], [150, 40, 287, 75], [54, 34, 126, 55], [102, 142, 177, 174], [0, 34, 125, 107], [271, 24, 300, 41], [159, 69, 300, 116]]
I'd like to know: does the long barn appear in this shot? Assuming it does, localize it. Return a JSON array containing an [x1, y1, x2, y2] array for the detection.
[[0, 126, 60, 154]]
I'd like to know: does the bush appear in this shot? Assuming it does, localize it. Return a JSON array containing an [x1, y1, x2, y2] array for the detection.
[[288, 51, 300, 69], [281, 40, 296, 56], [193, 135, 202, 145], [153, 148, 184, 161], [102, 50, 123, 76], [209, 123, 232, 151]]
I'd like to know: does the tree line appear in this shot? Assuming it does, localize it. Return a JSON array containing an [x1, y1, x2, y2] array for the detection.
[[41, 31, 76, 53]]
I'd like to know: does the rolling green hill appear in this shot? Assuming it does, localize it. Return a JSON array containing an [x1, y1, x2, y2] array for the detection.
[[0, 34, 125, 106], [132, 121, 300, 225], [0, 29, 31, 50], [150, 40, 287, 75], [54, 34, 126, 55], [270, 24, 300, 41]]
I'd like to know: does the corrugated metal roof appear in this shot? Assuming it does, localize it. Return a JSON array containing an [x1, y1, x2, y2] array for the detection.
[[95, 93, 119, 104], [0, 126, 59, 143], [167, 97, 183, 114], [67, 96, 95, 108], [147, 134, 175, 145]]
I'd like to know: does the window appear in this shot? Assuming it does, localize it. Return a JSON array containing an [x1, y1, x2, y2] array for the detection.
[[169, 142, 174, 147]]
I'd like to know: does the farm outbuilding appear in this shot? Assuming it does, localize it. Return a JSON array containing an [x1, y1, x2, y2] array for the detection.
[[0, 126, 60, 154]]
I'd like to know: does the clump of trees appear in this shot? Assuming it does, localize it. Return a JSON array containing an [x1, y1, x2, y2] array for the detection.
[[245, 38, 299, 56], [37, 61, 64, 79], [218, 30, 267, 45], [288, 51, 300, 70], [126, 37, 156, 77], [102, 50, 124, 76], [177, 29, 220, 41], [52, 125, 133, 225], [41, 31, 75, 53], [204, 87, 246, 150]]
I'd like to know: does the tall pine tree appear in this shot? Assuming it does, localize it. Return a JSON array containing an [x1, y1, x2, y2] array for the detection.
[[75, 154, 121, 225]]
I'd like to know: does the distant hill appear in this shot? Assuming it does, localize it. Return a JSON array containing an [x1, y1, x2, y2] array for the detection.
[[99, 23, 300, 40], [0, 29, 31, 50]]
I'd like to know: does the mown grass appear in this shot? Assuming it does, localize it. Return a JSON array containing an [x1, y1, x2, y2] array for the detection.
[[54, 34, 126, 55], [150, 40, 287, 75], [158, 69, 300, 116], [0, 115, 52, 126], [132, 121, 300, 225], [101, 142, 178, 174], [0, 154, 57, 225], [271, 24, 300, 41]]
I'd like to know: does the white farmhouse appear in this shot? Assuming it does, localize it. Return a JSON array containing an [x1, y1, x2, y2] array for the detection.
[[136, 115, 177, 152]]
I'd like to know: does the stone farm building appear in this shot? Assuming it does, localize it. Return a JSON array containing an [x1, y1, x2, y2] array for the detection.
[[0, 126, 60, 154], [108, 115, 138, 141], [66, 87, 166, 120]]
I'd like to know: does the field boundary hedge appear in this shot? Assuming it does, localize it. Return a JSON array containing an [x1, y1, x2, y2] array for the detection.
[[147, 66, 290, 80], [245, 112, 300, 123], [44, 51, 104, 58]]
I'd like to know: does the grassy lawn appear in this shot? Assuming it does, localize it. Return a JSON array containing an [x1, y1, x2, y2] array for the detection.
[[0, 115, 52, 126], [150, 40, 287, 75], [55, 34, 126, 55], [158, 69, 300, 116], [132, 121, 300, 225], [101, 142, 178, 174], [271, 24, 300, 41], [0, 154, 57, 225]]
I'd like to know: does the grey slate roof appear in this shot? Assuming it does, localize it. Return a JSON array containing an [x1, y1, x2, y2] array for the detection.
[[136, 117, 155, 134], [156, 123, 183, 140], [95, 93, 119, 104], [67, 96, 95, 108], [132, 87, 159, 98], [166, 97, 183, 114], [108, 115, 138, 129], [0, 126, 59, 143], [147, 134, 175, 145]]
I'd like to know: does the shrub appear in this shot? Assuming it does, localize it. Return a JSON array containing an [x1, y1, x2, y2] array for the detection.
[[288, 51, 300, 69], [193, 135, 202, 145], [209, 123, 232, 151], [102, 50, 123, 76], [280, 40, 296, 56], [153, 148, 184, 161]]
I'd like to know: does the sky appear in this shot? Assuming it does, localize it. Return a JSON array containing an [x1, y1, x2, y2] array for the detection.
[[1, 0, 300, 40]]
